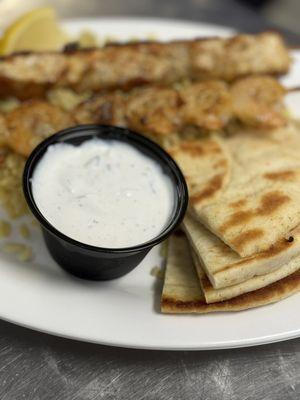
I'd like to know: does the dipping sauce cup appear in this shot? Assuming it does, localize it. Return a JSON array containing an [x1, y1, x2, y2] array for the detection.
[[23, 125, 188, 280]]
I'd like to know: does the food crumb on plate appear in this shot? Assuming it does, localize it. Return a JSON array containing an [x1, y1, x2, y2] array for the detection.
[[0, 149, 28, 219], [3, 242, 33, 262], [150, 266, 164, 279], [30, 218, 40, 228], [19, 223, 30, 239], [0, 220, 11, 238]]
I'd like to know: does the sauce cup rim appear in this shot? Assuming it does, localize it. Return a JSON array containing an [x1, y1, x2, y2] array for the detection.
[[23, 124, 188, 254]]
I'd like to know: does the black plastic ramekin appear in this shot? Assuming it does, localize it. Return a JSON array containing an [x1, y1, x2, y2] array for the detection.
[[23, 125, 188, 280]]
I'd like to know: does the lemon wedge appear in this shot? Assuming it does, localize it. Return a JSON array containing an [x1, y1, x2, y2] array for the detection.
[[0, 7, 69, 55]]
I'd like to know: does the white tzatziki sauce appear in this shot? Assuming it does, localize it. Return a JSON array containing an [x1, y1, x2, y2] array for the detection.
[[32, 139, 175, 248]]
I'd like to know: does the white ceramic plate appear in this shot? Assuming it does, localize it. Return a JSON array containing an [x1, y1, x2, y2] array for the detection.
[[1, 17, 300, 351]]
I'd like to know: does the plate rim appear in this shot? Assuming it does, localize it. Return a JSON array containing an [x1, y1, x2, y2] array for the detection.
[[62, 15, 235, 33], [1, 311, 300, 351]]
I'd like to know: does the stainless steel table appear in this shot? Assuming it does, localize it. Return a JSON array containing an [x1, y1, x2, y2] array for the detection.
[[0, 1, 299, 399]]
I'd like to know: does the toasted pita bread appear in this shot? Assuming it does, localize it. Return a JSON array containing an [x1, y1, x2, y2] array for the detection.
[[167, 136, 231, 212], [183, 214, 300, 288], [161, 234, 300, 314], [197, 124, 300, 257], [191, 247, 300, 303]]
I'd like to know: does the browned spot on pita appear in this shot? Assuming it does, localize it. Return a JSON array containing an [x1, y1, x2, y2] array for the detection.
[[229, 199, 248, 208], [231, 229, 264, 250], [171, 139, 222, 158], [190, 174, 223, 205], [222, 210, 253, 232], [220, 191, 290, 233], [213, 159, 228, 169], [206, 141, 223, 154], [178, 141, 205, 157], [264, 170, 296, 181], [258, 191, 290, 216]]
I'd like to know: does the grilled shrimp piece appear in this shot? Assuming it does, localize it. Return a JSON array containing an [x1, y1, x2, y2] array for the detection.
[[75, 92, 127, 126], [124, 87, 181, 137], [5, 100, 75, 156], [231, 76, 286, 129], [180, 81, 232, 130], [0, 32, 290, 99]]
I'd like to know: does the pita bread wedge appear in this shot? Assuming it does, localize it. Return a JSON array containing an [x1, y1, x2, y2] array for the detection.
[[196, 124, 300, 257], [192, 248, 300, 303], [183, 214, 300, 288], [167, 136, 230, 212], [161, 234, 300, 314]]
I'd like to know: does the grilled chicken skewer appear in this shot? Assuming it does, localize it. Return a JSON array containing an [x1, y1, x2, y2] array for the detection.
[[0, 32, 290, 99], [1, 76, 286, 157]]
